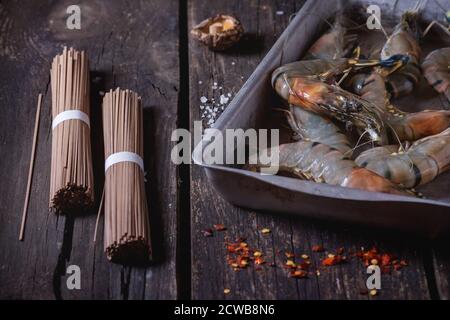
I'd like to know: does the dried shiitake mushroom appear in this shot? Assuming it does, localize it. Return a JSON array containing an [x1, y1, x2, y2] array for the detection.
[[191, 14, 244, 51]]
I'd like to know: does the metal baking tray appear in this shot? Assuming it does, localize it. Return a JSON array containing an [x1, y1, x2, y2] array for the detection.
[[193, 0, 450, 237]]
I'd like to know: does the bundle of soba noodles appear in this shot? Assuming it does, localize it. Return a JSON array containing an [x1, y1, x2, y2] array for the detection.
[[50, 47, 94, 214], [102, 88, 151, 263]]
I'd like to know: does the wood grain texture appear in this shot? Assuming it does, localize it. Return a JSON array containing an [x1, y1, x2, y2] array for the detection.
[[0, 0, 178, 299], [188, 0, 434, 300]]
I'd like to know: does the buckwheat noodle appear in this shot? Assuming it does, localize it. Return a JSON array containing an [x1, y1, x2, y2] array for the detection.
[[49, 47, 94, 214], [102, 88, 151, 263]]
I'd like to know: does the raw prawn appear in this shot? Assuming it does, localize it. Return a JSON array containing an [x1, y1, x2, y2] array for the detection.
[[272, 59, 389, 144], [282, 105, 352, 154], [380, 11, 422, 98], [254, 141, 407, 195], [356, 128, 450, 188], [347, 71, 450, 141], [422, 47, 450, 102], [304, 15, 358, 60]]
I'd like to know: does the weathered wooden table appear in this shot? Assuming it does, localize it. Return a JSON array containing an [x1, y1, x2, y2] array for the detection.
[[0, 0, 449, 300]]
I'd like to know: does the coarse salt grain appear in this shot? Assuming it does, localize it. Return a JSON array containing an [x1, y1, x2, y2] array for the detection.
[[220, 95, 229, 104], [200, 96, 208, 103]]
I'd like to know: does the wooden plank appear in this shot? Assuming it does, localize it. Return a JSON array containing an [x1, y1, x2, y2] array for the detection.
[[189, 0, 433, 299], [432, 245, 450, 300], [0, 0, 178, 299]]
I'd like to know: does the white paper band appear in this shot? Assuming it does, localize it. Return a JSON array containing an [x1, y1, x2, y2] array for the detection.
[[52, 110, 90, 130], [104, 152, 144, 173]]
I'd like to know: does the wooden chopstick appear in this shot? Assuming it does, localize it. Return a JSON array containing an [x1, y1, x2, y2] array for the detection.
[[19, 93, 43, 241]]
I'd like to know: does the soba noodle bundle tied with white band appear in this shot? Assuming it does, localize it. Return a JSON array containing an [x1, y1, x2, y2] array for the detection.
[[52, 110, 90, 130], [49, 47, 94, 214], [104, 152, 144, 173], [102, 88, 151, 263]]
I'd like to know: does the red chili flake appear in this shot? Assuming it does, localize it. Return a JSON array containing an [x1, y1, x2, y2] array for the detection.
[[255, 257, 265, 265], [355, 246, 407, 274], [290, 270, 307, 278], [312, 245, 325, 252], [322, 254, 345, 266], [213, 224, 227, 231], [202, 228, 213, 237], [337, 247, 345, 255], [381, 253, 391, 266]]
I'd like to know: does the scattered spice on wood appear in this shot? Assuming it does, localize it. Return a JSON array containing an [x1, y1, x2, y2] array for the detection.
[[322, 253, 346, 266], [285, 260, 296, 268], [213, 224, 227, 231], [290, 270, 308, 279], [206, 224, 408, 293], [255, 256, 265, 265], [355, 247, 407, 273]]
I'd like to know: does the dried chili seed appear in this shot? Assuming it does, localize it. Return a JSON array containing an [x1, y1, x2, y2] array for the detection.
[[213, 224, 227, 231], [312, 245, 325, 252], [369, 289, 377, 296], [316, 270, 321, 276], [224, 288, 231, 294], [261, 228, 271, 234], [285, 260, 296, 268], [253, 251, 262, 257], [301, 254, 309, 260], [202, 228, 213, 237]]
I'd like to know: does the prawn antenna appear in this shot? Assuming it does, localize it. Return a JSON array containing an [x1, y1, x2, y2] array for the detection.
[[422, 20, 450, 38], [344, 129, 370, 157], [385, 122, 407, 154]]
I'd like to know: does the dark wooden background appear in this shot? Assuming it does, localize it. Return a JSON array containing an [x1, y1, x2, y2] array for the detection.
[[0, 0, 449, 300]]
